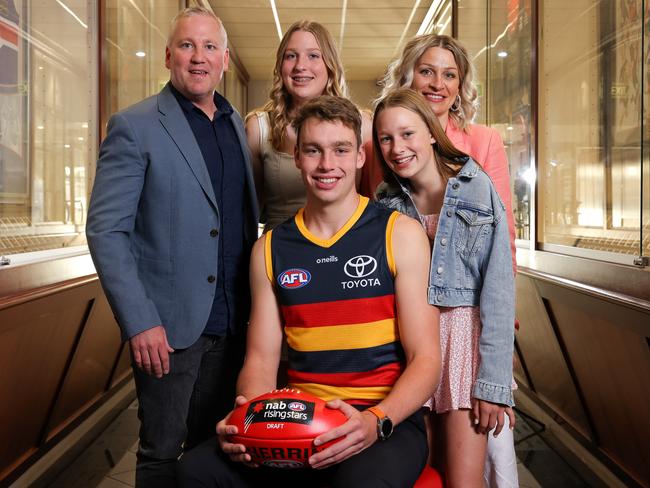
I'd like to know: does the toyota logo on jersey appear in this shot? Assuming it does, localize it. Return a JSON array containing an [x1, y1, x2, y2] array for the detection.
[[344, 255, 377, 278], [278, 268, 311, 289]]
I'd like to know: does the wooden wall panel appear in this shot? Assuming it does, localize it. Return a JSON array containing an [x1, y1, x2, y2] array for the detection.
[[45, 287, 123, 439], [539, 283, 650, 486], [0, 286, 93, 477], [0, 267, 130, 484], [514, 275, 592, 438], [110, 342, 133, 388]]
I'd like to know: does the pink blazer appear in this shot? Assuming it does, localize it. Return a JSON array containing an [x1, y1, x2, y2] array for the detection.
[[445, 120, 517, 272]]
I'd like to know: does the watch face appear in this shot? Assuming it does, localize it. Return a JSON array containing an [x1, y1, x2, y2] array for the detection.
[[379, 417, 393, 440]]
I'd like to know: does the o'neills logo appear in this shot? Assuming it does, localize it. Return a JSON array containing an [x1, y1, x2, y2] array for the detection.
[[341, 255, 380, 289], [316, 255, 338, 264], [278, 268, 311, 289], [243, 398, 315, 433]]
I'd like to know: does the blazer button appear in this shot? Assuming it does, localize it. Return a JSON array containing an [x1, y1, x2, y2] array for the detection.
[[440, 238, 448, 246], [207, 275, 216, 283], [452, 182, 460, 190], [436, 266, 443, 274], [210, 229, 219, 237], [446, 209, 453, 217]]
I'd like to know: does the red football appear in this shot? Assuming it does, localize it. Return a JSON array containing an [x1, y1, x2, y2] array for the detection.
[[228, 388, 347, 468]]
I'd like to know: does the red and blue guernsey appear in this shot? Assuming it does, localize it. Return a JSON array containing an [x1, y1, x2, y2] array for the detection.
[[265, 196, 404, 406]]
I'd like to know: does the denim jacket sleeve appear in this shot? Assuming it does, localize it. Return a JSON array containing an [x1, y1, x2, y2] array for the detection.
[[473, 187, 516, 406]]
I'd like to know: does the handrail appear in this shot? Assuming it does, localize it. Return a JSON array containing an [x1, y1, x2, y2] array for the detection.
[[518, 266, 650, 313]]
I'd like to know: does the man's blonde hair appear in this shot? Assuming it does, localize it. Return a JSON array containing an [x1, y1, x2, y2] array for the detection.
[[167, 7, 227, 47]]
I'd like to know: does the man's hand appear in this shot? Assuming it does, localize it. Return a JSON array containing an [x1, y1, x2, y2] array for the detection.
[[129, 325, 174, 378], [309, 399, 377, 469], [471, 398, 516, 436], [216, 396, 258, 467]]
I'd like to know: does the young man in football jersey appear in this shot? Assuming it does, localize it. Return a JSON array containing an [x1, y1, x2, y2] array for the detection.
[[177, 96, 440, 487]]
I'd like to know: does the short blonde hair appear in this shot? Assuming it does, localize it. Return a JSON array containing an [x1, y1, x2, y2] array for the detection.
[[167, 7, 227, 47], [378, 35, 478, 131]]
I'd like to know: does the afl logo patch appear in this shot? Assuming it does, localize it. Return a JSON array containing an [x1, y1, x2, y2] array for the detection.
[[278, 268, 311, 289]]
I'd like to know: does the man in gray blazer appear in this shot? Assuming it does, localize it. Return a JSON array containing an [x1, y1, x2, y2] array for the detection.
[[86, 7, 258, 488]]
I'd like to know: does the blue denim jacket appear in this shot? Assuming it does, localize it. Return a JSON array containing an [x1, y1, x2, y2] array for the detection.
[[377, 158, 515, 406]]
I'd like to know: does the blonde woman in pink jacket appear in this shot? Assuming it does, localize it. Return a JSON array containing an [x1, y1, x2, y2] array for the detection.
[[378, 35, 518, 488], [378, 35, 516, 272]]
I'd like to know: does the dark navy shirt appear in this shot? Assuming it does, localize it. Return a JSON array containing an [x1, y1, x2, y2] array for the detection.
[[170, 83, 249, 336]]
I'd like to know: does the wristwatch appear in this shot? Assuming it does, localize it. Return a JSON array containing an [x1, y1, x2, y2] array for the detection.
[[367, 405, 393, 441]]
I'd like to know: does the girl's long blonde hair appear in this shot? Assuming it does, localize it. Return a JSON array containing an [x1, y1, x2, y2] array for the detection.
[[248, 20, 348, 152]]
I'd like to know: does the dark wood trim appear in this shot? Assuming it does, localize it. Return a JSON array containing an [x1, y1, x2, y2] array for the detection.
[[98, 0, 107, 142], [451, 0, 458, 38], [531, 0, 539, 247]]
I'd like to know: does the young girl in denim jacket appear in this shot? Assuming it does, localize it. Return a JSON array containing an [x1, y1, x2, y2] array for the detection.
[[374, 88, 515, 488]]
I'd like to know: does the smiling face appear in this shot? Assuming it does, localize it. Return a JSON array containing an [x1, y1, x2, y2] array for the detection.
[[375, 106, 435, 182], [294, 118, 364, 205], [281, 30, 329, 107], [165, 14, 229, 113], [410, 46, 460, 128]]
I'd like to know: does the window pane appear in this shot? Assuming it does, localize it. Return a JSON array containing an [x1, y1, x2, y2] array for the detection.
[[0, 0, 96, 256], [103, 0, 181, 126], [488, 0, 533, 241], [457, 0, 487, 126], [539, 1, 643, 258]]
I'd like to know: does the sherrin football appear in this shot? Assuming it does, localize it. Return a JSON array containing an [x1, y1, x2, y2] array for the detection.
[[227, 388, 347, 468]]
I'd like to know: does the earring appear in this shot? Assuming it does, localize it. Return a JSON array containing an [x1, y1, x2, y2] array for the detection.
[[450, 94, 461, 112]]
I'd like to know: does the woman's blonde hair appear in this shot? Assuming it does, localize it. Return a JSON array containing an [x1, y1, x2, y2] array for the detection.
[[378, 34, 478, 131], [249, 20, 348, 152], [373, 88, 468, 184]]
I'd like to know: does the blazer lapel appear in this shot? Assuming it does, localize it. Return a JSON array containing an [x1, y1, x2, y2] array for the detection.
[[157, 84, 217, 209]]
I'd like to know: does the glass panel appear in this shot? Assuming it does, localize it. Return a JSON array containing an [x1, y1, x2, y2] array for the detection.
[[488, 0, 533, 241], [539, 1, 643, 258], [224, 69, 246, 116], [103, 0, 181, 128], [0, 0, 96, 256], [457, 0, 487, 126]]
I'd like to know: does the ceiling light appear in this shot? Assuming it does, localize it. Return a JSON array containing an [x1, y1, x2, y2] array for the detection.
[[37, 125, 44, 130], [135, 51, 146, 57], [269, 0, 282, 40], [339, 0, 348, 49], [55, 0, 87, 29], [497, 51, 508, 58], [416, 0, 443, 36], [64, 144, 71, 148]]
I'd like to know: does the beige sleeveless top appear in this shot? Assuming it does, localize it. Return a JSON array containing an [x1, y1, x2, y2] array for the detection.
[[256, 112, 306, 231]]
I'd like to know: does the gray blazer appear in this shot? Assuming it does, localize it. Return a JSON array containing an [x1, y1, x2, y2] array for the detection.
[[87, 83, 259, 349]]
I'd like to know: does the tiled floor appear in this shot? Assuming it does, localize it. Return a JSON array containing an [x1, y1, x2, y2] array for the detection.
[[48, 401, 603, 487]]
